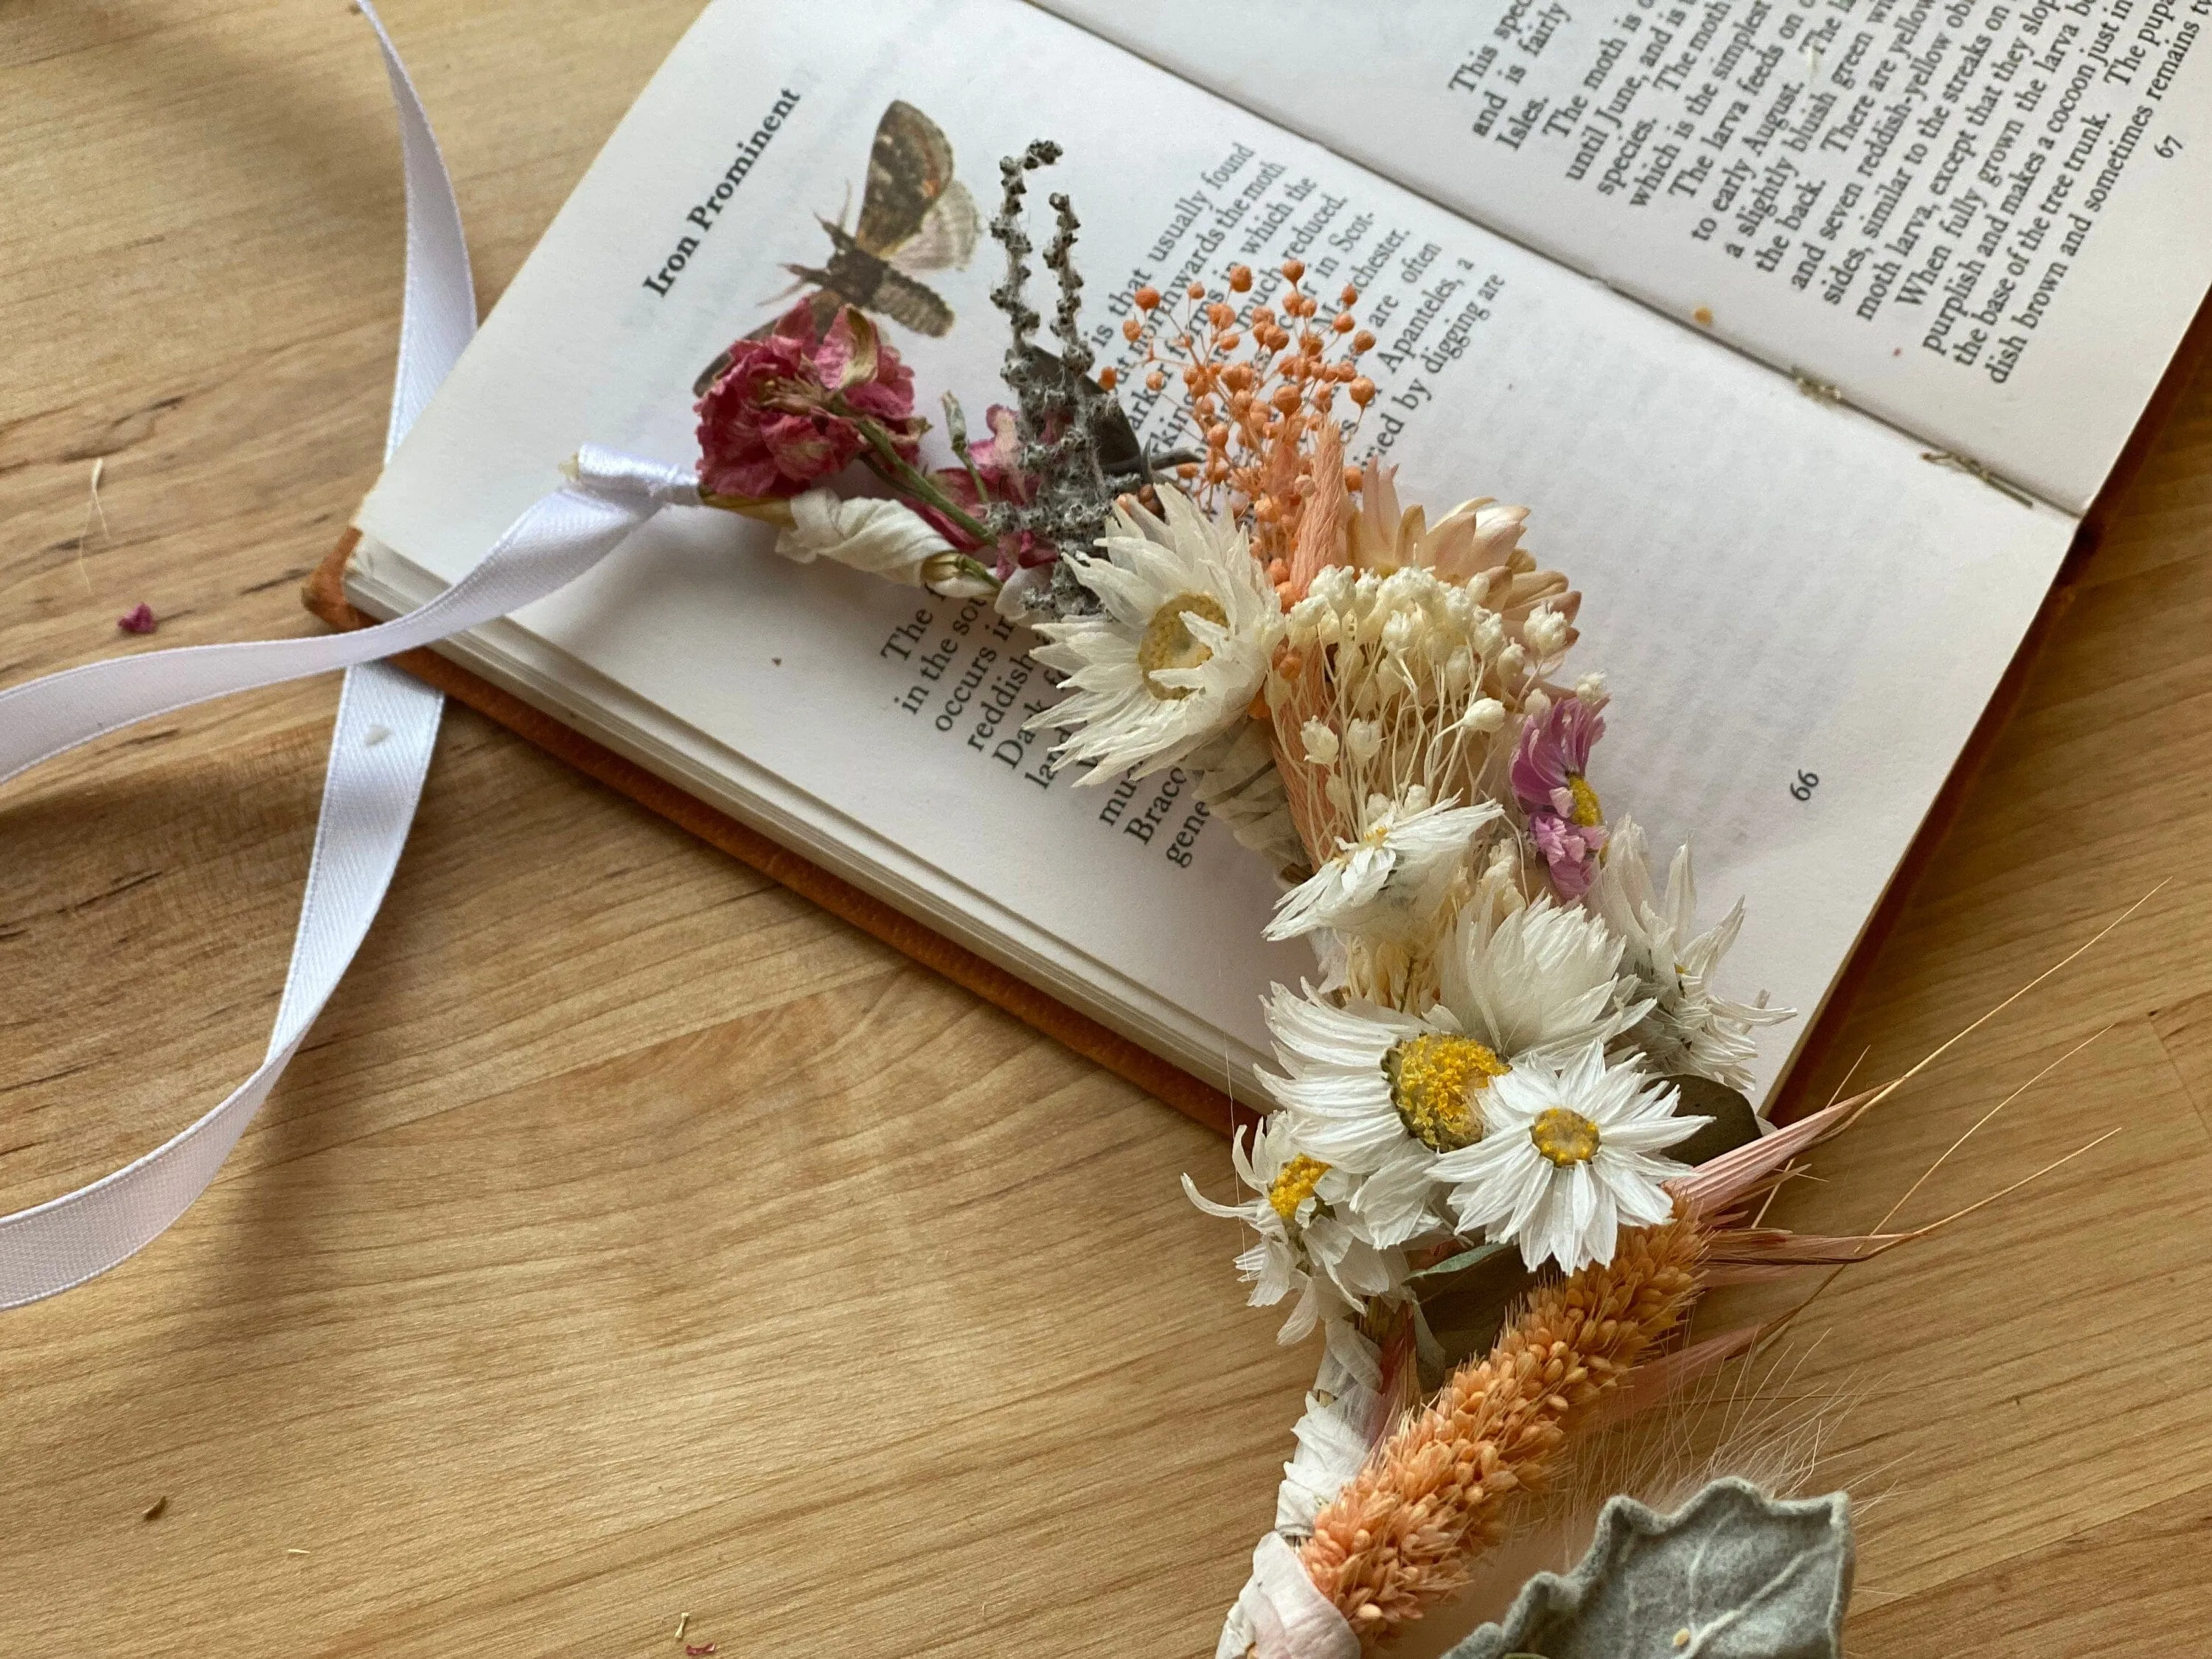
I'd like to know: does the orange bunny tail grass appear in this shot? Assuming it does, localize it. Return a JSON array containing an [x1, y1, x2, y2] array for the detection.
[[1298, 1211, 1708, 1646]]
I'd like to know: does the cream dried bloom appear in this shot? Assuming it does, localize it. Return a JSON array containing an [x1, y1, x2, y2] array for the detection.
[[1587, 816, 1794, 1091], [1258, 902, 1647, 1251], [1266, 796, 1500, 944], [1026, 487, 1282, 782], [1181, 1113, 1402, 1344], [1430, 1041, 1701, 1272]]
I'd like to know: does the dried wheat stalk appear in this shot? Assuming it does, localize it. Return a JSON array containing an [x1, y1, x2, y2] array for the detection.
[[1298, 1209, 1708, 1644]]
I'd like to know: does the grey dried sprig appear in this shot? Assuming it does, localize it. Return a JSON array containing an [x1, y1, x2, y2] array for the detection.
[[1042, 190, 1092, 375], [982, 142, 1128, 613], [988, 143, 1054, 364]]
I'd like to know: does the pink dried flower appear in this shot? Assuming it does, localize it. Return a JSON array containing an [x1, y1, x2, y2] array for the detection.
[[1513, 696, 1608, 898], [695, 303, 923, 499], [928, 404, 1052, 575], [116, 602, 157, 635], [1530, 810, 1607, 900]]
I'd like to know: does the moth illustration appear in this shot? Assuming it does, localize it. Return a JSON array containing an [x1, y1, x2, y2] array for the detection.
[[695, 100, 979, 394]]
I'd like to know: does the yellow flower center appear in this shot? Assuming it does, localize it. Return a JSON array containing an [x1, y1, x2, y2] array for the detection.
[[1530, 1107, 1602, 1166], [1566, 773, 1603, 828], [1138, 592, 1228, 700], [1267, 1154, 1331, 1223], [1384, 1034, 1509, 1152]]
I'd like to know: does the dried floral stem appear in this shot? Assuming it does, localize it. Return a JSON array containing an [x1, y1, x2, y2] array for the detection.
[[1868, 1022, 2108, 1235], [983, 141, 1121, 564], [1298, 1211, 1708, 1646], [1834, 882, 2163, 1137], [1122, 258, 1377, 573], [854, 421, 994, 544]]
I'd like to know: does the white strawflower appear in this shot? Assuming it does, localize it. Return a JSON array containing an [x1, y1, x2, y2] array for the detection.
[[1256, 987, 1453, 1247], [1587, 816, 1794, 1091], [1026, 487, 1283, 782], [1439, 895, 1652, 1065], [1181, 1114, 1402, 1344], [1265, 796, 1500, 944], [1431, 1042, 1703, 1272]]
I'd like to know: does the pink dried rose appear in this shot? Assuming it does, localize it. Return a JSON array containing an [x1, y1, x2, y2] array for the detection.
[[116, 602, 157, 635], [695, 303, 924, 499], [1512, 695, 1609, 899]]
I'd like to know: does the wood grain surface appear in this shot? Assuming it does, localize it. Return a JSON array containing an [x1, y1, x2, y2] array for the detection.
[[4, 4, 2210, 1655]]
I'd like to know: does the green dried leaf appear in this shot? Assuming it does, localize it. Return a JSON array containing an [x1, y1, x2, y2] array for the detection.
[[1412, 1242, 1542, 1388], [1445, 1478, 1854, 1659], [1407, 1241, 1515, 1283], [1663, 1075, 1761, 1165]]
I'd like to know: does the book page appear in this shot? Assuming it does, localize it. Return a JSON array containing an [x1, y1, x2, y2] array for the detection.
[[354, 0, 2075, 1100], [1034, 0, 2212, 512]]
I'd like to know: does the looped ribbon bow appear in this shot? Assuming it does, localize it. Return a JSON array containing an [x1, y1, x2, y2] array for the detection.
[[0, 7, 698, 1308]]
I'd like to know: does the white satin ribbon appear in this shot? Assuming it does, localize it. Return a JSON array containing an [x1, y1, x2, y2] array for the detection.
[[1245, 1534, 1360, 1659], [0, 9, 690, 1307]]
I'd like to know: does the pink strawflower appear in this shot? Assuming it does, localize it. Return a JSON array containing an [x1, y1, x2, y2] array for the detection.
[[695, 303, 923, 499], [1513, 696, 1609, 899], [116, 602, 157, 635]]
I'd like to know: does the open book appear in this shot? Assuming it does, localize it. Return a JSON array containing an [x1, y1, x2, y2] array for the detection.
[[338, 0, 2211, 1110]]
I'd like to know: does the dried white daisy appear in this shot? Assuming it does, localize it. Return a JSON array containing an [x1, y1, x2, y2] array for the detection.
[[1265, 794, 1500, 944], [1439, 894, 1652, 1065], [1259, 902, 1647, 1250], [1257, 987, 1459, 1247], [1181, 1114, 1402, 1344], [1430, 1041, 1703, 1273], [1026, 487, 1283, 782]]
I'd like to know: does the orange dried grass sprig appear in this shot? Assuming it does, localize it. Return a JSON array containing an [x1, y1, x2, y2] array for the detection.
[[1125, 259, 1375, 571], [1299, 1211, 1708, 1644]]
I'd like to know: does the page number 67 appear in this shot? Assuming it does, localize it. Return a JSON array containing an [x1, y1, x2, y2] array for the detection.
[[1790, 770, 1820, 802]]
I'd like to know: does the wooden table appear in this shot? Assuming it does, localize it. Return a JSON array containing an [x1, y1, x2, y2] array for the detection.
[[5, 4, 2210, 1654]]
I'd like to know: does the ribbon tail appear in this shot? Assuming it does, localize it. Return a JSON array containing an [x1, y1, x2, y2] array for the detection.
[[0, 6, 695, 1305]]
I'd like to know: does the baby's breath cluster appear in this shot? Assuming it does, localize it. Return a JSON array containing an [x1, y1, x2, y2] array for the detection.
[[1273, 564, 1560, 863]]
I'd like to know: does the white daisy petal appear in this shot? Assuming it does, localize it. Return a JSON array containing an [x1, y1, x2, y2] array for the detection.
[[1438, 898, 1644, 1062], [1180, 1114, 1408, 1340], [1266, 797, 1500, 943]]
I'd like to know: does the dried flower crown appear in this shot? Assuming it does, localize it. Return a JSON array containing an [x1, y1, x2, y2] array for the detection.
[[673, 141, 1992, 1658]]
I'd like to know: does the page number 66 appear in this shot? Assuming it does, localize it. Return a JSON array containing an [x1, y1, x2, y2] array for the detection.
[[1790, 770, 1820, 801]]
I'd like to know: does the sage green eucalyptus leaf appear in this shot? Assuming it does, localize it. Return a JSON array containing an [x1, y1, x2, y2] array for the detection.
[[1444, 1478, 1854, 1659]]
